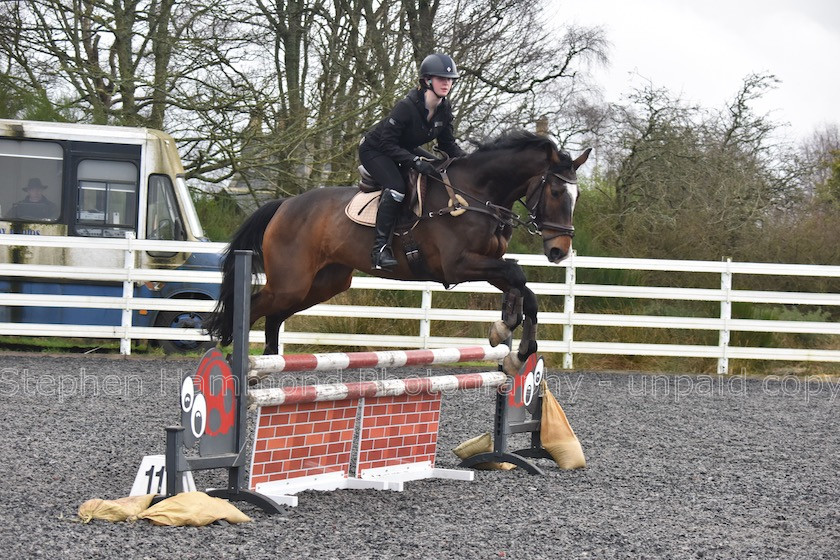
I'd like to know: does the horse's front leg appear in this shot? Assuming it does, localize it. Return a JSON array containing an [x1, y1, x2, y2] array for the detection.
[[490, 286, 538, 376], [448, 255, 539, 375], [489, 288, 522, 346], [514, 285, 539, 363]]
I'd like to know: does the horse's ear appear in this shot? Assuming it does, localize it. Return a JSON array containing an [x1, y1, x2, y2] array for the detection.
[[548, 145, 562, 165], [573, 147, 592, 170]]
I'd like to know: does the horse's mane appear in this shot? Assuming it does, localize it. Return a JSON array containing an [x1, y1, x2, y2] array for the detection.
[[470, 129, 575, 171], [474, 129, 559, 154]]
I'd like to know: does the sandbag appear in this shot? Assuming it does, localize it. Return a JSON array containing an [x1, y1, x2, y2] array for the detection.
[[135, 491, 251, 526], [539, 380, 586, 470], [78, 494, 156, 523], [452, 432, 516, 471]]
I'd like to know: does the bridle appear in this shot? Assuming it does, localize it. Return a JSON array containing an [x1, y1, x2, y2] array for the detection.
[[521, 171, 577, 240], [423, 163, 577, 240]]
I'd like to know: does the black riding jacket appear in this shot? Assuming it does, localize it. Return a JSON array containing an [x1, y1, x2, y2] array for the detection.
[[362, 88, 465, 165]]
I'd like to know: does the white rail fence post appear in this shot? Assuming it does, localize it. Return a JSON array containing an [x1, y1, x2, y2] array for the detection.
[[718, 257, 732, 375], [120, 233, 136, 355], [563, 250, 576, 369], [420, 285, 432, 348], [278, 322, 285, 356]]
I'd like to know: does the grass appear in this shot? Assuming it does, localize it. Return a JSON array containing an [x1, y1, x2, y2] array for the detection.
[[0, 335, 153, 355]]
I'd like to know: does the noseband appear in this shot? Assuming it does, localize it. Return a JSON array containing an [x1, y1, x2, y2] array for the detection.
[[522, 172, 576, 240]]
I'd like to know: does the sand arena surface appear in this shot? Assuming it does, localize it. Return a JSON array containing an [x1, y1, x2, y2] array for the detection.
[[0, 354, 838, 559]]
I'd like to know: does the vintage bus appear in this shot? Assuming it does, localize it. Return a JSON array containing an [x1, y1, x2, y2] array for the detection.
[[0, 119, 221, 353]]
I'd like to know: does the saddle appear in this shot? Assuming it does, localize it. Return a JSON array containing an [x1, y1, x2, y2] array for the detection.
[[345, 167, 427, 227], [345, 155, 461, 227], [346, 155, 464, 281]]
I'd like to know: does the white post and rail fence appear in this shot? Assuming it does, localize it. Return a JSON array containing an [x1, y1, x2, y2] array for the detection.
[[1, 235, 839, 373]]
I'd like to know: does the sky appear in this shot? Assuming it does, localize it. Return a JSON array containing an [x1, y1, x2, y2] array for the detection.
[[549, 0, 840, 142]]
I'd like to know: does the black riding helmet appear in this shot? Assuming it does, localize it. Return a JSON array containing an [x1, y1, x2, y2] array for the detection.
[[419, 53, 460, 80]]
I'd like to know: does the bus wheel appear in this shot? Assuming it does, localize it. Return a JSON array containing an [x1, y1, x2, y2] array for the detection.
[[154, 311, 214, 355]]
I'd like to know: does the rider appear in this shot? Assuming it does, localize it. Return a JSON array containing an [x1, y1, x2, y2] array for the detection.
[[359, 53, 466, 271]]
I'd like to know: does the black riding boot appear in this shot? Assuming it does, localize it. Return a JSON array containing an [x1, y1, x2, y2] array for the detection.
[[371, 188, 402, 270]]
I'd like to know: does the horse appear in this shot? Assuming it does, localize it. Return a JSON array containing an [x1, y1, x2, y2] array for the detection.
[[206, 130, 591, 374]]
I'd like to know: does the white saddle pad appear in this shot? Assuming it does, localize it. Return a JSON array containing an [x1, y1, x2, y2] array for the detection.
[[345, 191, 381, 226], [345, 184, 424, 227]]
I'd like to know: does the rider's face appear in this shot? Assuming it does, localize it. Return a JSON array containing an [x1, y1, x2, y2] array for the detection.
[[429, 76, 454, 96]]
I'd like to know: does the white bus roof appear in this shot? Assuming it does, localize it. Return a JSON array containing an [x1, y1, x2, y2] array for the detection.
[[0, 118, 174, 146]]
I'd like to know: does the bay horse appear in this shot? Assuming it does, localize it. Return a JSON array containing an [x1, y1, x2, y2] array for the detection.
[[206, 130, 590, 373]]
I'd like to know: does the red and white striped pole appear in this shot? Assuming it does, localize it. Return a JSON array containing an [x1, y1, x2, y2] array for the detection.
[[248, 344, 510, 381], [249, 370, 507, 408]]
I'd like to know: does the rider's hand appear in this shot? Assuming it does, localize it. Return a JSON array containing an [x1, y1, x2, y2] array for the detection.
[[413, 158, 438, 177]]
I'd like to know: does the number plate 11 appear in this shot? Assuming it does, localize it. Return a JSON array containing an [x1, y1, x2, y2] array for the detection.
[[129, 454, 196, 496]]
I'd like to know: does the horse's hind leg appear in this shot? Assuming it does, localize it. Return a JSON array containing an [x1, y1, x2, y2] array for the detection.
[[246, 290, 285, 354], [264, 315, 283, 355], [255, 264, 354, 355]]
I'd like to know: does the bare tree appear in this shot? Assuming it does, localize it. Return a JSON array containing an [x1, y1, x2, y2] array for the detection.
[[216, 0, 416, 200], [592, 74, 807, 260], [433, 0, 609, 142], [2, 0, 609, 205], [403, 0, 438, 63], [0, 0, 256, 127], [800, 123, 840, 198]]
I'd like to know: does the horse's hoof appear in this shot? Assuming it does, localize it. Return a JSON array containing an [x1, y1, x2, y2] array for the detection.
[[502, 353, 523, 377], [488, 320, 512, 347]]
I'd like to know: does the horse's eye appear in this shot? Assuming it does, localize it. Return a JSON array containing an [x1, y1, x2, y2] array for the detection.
[[550, 188, 561, 199]]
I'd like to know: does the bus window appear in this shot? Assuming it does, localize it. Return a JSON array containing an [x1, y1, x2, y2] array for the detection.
[[75, 159, 138, 237], [0, 139, 63, 222], [147, 174, 186, 241]]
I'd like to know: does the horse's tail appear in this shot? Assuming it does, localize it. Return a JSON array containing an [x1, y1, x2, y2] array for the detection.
[[205, 199, 285, 346]]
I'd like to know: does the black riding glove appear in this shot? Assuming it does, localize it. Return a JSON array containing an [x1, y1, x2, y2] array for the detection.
[[413, 157, 438, 177]]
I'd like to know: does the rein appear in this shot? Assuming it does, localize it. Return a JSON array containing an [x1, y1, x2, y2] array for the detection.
[[424, 166, 575, 239], [418, 162, 518, 227]]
